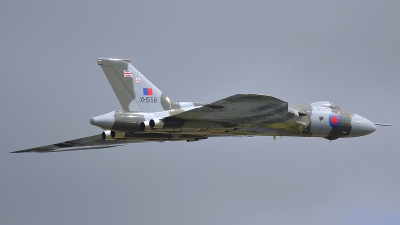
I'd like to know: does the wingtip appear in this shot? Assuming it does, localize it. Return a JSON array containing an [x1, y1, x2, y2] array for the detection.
[[10, 149, 34, 153]]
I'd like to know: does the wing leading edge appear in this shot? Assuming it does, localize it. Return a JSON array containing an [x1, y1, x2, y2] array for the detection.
[[10, 135, 132, 153], [164, 94, 288, 123]]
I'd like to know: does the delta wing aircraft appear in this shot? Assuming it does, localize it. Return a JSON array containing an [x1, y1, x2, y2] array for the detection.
[[12, 58, 390, 153]]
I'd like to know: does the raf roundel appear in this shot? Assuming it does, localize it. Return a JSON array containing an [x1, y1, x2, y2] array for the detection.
[[329, 114, 341, 128]]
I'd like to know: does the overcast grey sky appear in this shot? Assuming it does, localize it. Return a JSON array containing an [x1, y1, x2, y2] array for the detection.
[[1, 1, 399, 224]]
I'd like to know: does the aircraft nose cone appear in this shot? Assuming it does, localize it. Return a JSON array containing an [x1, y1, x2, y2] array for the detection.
[[350, 114, 376, 137]]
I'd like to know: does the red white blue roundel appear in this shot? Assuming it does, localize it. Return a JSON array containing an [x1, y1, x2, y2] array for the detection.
[[329, 114, 341, 128]]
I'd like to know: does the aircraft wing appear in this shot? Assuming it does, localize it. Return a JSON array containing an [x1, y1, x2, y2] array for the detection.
[[11, 94, 288, 153], [165, 94, 288, 123], [10, 134, 138, 153]]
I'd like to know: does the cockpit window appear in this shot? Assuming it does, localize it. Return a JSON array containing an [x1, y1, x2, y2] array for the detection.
[[310, 101, 340, 110], [330, 104, 340, 110]]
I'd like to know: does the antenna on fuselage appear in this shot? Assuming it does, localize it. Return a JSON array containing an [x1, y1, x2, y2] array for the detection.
[[374, 123, 392, 126]]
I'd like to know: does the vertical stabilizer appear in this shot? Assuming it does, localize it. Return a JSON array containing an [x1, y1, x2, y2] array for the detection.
[[97, 58, 173, 112]]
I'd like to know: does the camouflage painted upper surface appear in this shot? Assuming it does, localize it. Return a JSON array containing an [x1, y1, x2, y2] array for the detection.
[[11, 58, 379, 153]]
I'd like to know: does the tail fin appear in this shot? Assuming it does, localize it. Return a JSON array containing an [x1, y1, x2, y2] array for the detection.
[[97, 58, 173, 112]]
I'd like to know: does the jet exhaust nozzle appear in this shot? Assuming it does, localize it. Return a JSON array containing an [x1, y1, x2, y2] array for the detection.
[[102, 130, 115, 140], [149, 118, 164, 129], [111, 131, 126, 139], [140, 121, 150, 131]]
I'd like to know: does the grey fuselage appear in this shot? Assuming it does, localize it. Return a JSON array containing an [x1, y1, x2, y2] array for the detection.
[[90, 101, 376, 141]]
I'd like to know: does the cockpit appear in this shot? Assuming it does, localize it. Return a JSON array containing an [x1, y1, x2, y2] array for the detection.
[[310, 101, 341, 110]]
